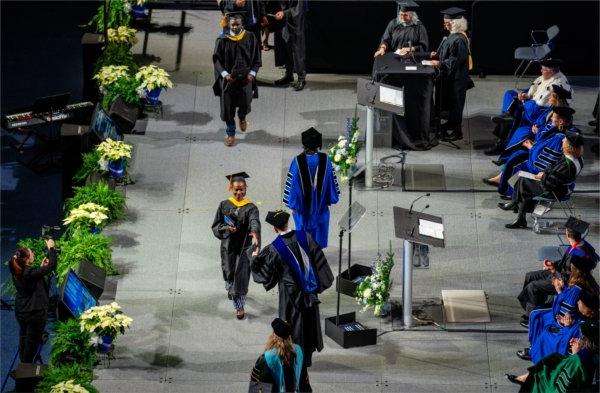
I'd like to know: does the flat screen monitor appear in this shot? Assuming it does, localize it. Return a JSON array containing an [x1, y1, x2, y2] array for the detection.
[[90, 103, 121, 141], [32, 92, 70, 113], [60, 268, 98, 318]]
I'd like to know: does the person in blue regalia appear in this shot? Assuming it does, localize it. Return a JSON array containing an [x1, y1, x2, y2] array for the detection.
[[283, 127, 340, 248], [252, 210, 334, 367]]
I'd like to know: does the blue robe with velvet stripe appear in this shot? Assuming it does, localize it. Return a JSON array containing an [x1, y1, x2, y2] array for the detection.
[[283, 152, 340, 248], [498, 109, 553, 164]]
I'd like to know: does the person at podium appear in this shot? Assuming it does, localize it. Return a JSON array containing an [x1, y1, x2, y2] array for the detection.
[[429, 7, 474, 141], [373, 0, 429, 58]]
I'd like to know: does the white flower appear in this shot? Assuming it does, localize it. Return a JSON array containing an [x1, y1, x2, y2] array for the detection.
[[135, 65, 173, 91], [345, 158, 356, 165], [333, 154, 341, 163], [337, 140, 346, 148], [363, 288, 372, 299]]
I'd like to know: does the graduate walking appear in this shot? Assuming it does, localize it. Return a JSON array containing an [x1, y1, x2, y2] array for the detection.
[[212, 11, 262, 146], [283, 128, 340, 249], [211, 172, 260, 319], [252, 210, 334, 367]]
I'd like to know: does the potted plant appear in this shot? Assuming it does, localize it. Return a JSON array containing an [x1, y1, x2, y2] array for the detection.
[[107, 25, 138, 47], [49, 380, 92, 393], [79, 302, 133, 352], [63, 202, 109, 236], [56, 233, 116, 285], [100, 74, 143, 112], [94, 42, 138, 77], [50, 319, 96, 368], [73, 150, 104, 184], [65, 181, 126, 223], [93, 65, 130, 92], [355, 243, 395, 317], [96, 138, 133, 178], [87, 0, 132, 33], [35, 363, 98, 393], [329, 110, 362, 181], [135, 65, 174, 105]]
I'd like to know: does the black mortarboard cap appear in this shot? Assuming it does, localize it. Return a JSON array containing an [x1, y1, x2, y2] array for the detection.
[[551, 84, 572, 100], [553, 106, 575, 120], [570, 255, 595, 273], [225, 10, 246, 19], [539, 58, 562, 68], [579, 319, 599, 346], [441, 7, 466, 19], [565, 216, 589, 235], [271, 318, 292, 339], [578, 290, 600, 312], [397, 0, 419, 12], [301, 127, 322, 150], [565, 131, 584, 148], [265, 210, 290, 229], [225, 171, 250, 183]]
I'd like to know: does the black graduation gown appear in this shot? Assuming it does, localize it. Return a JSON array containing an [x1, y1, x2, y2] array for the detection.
[[223, 0, 265, 45], [212, 199, 261, 297], [512, 154, 583, 215], [279, 0, 306, 76], [251, 231, 334, 366], [212, 32, 261, 122], [380, 19, 429, 53], [251, 353, 312, 392], [436, 33, 473, 131]]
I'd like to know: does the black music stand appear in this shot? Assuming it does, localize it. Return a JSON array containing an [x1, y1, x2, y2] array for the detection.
[[325, 201, 377, 348], [393, 206, 445, 328]]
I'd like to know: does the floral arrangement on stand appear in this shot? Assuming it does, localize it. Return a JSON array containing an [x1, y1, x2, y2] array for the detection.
[[135, 65, 174, 104], [63, 203, 109, 236], [107, 26, 138, 46], [79, 302, 133, 353], [355, 242, 395, 316], [96, 138, 133, 178], [329, 110, 361, 181]]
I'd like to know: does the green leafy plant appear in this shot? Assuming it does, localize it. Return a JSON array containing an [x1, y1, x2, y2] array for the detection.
[[1, 238, 55, 296], [355, 242, 395, 316], [50, 319, 96, 369], [101, 74, 142, 111], [73, 151, 103, 184], [56, 233, 116, 285], [94, 42, 138, 78], [65, 182, 126, 222], [35, 363, 98, 393], [87, 0, 131, 33]]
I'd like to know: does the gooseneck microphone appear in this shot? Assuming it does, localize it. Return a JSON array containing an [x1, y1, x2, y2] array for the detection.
[[408, 193, 431, 214], [408, 40, 417, 64]]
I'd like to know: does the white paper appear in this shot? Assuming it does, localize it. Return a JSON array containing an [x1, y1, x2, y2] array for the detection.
[[379, 86, 404, 107], [508, 170, 539, 188], [419, 219, 444, 239], [405, 66, 418, 71], [421, 60, 434, 66]]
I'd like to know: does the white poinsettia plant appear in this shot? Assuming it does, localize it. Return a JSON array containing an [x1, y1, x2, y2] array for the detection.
[[329, 111, 362, 181], [96, 138, 133, 166], [93, 65, 130, 89], [132, 0, 147, 5], [135, 65, 174, 91], [107, 25, 138, 46], [80, 302, 133, 339], [355, 243, 395, 316], [63, 202, 109, 230], [50, 380, 89, 393]]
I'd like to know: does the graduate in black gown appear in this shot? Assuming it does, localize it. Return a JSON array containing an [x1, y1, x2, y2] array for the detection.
[[252, 210, 334, 367], [272, 0, 307, 91], [213, 11, 262, 146], [430, 7, 474, 141], [374, 0, 429, 58], [222, 0, 267, 49], [212, 172, 261, 319], [500, 132, 584, 229]]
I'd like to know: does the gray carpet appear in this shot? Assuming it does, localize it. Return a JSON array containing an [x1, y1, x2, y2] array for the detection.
[[94, 9, 600, 392]]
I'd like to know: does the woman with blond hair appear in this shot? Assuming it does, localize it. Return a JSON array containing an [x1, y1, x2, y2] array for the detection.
[[250, 318, 311, 392]]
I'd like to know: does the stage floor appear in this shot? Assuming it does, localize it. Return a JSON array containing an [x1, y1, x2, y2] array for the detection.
[[91, 10, 599, 392]]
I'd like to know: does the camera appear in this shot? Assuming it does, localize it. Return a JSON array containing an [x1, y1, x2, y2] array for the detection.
[[41, 225, 61, 240]]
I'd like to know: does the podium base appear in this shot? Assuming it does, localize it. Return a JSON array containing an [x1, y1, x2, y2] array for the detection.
[[336, 264, 372, 297], [325, 312, 377, 349]]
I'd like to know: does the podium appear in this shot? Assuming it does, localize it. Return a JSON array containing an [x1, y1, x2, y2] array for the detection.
[[393, 206, 445, 328]]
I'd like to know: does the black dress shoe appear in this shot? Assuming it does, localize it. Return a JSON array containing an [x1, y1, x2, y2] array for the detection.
[[482, 178, 498, 187], [491, 159, 502, 166], [516, 348, 531, 361], [274, 74, 294, 86], [484, 144, 504, 156], [520, 320, 529, 329], [293, 78, 306, 91], [505, 374, 524, 385], [500, 195, 512, 201], [506, 218, 527, 229], [498, 201, 516, 210]]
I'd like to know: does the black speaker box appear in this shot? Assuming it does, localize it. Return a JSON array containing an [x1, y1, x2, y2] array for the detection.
[[14, 363, 48, 392], [61, 123, 92, 200], [109, 97, 139, 134], [81, 33, 104, 102], [76, 259, 106, 300]]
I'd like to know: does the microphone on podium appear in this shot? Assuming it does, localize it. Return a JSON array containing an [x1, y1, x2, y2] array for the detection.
[[408, 193, 430, 214]]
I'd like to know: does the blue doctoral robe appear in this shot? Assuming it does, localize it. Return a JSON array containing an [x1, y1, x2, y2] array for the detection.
[[498, 109, 553, 165], [529, 285, 583, 364], [283, 152, 340, 248]]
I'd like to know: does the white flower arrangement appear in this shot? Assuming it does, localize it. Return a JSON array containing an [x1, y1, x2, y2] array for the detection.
[[50, 380, 89, 393], [80, 302, 133, 339], [63, 203, 109, 230], [96, 138, 133, 162], [355, 243, 395, 316], [133, 0, 147, 5], [135, 65, 174, 91], [329, 110, 362, 182], [93, 65, 130, 88], [107, 25, 138, 46]]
